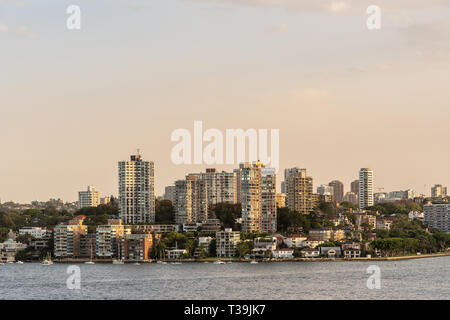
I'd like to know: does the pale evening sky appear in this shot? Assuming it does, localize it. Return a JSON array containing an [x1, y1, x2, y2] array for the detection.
[[1, 0, 450, 203]]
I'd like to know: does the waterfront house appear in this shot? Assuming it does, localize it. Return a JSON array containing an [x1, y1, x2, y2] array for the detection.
[[343, 248, 361, 258], [320, 247, 341, 258], [283, 235, 307, 248], [300, 248, 320, 258], [272, 248, 294, 259], [303, 238, 324, 248], [165, 248, 187, 260]]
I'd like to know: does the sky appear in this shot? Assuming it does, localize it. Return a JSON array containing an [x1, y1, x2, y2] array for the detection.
[[1, 0, 450, 203]]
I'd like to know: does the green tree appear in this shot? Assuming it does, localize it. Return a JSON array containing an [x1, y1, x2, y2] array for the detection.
[[155, 200, 175, 224], [236, 240, 253, 258]]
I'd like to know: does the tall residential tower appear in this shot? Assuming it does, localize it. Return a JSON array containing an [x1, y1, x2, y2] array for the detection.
[[286, 168, 318, 214], [358, 168, 374, 209], [235, 161, 277, 233], [118, 154, 155, 224]]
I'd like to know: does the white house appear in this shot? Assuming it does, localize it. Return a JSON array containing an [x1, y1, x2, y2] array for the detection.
[[283, 235, 307, 248], [301, 248, 320, 258], [272, 248, 294, 259], [165, 249, 187, 260], [320, 247, 342, 258], [19, 227, 48, 239]]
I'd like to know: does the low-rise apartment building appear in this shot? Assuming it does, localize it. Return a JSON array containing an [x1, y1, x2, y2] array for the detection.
[[216, 228, 240, 258], [19, 227, 47, 239], [96, 219, 130, 258], [284, 235, 308, 248], [376, 218, 393, 231], [119, 233, 153, 261], [355, 213, 377, 230], [309, 228, 345, 242], [54, 215, 88, 258], [424, 203, 450, 233]]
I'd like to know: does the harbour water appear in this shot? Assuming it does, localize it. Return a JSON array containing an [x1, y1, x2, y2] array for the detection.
[[1, 257, 448, 300]]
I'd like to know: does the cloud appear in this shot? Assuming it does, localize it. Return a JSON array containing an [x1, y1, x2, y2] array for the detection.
[[14, 25, 37, 38], [0, 0, 28, 8], [0, 24, 8, 33], [185, 0, 450, 15], [398, 20, 450, 61], [328, 1, 349, 13], [265, 23, 288, 33]]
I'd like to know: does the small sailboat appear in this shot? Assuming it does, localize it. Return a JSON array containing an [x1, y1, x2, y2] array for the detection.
[[16, 261, 24, 264], [134, 262, 141, 265], [85, 244, 95, 264], [213, 260, 225, 265], [250, 260, 258, 264], [157, 249, 167, 264], [41, 253, 53, 266]]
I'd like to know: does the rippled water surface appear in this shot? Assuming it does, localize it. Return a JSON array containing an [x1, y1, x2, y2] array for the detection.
[[1, 257, 449, 299]]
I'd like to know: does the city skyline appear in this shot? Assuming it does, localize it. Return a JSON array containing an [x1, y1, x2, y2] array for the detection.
[[2, 1, 450, 202], [0, 155, 446, 203]]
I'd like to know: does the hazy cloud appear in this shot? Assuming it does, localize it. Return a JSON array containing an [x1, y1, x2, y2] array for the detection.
[[265, 23, 289, 33], [186, 0, 450, 14], [14, 25, 37, 38], [0, 24, 8, 33]]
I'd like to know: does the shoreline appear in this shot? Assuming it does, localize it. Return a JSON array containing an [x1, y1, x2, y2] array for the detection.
[[18, 252, 450, 264]]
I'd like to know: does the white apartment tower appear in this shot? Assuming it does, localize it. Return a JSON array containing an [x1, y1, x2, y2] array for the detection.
[[118, 154, 155, 224], [78, 185, 100, 209], [359, 168, 374, 209]]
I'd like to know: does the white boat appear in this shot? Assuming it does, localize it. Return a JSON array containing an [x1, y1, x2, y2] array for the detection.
[[250, 260, 258, 264], [41, 253, 53, 266], [171, 262, 182, 265], [112, 259, 124, 265], [7, 261, 14, 264], [16, 261, 24, 264], [161, 261, 167, 265], [213, 260, 225, 265], [134, 262, 141, 265], [0, 262, 4, 266]]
